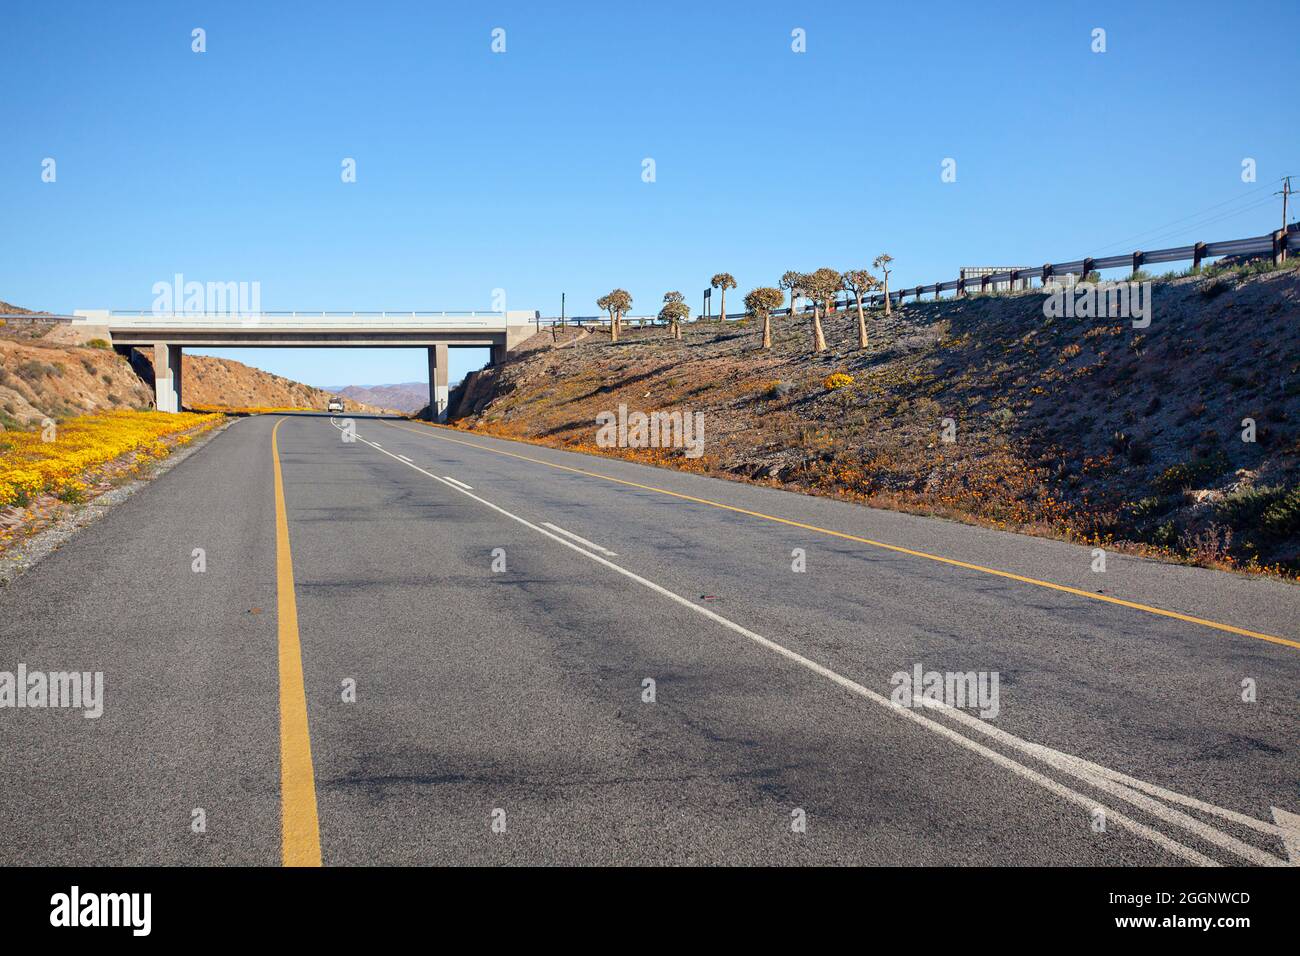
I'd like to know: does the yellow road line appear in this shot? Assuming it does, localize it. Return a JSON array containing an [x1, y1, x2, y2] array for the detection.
[[272, 417, 323, 866], [382, 420, 1299, 652]]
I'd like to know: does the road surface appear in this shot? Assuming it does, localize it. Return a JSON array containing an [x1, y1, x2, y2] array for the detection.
[[1, 413, 1296, 866]]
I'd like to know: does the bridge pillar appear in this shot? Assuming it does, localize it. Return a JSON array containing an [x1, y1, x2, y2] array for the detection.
[[153, 343, 183, 413], [427, 344, 449, 422]]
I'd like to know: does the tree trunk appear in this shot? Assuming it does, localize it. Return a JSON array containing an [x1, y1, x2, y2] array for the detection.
[[855, 294, 867, 348], [812, 306, 826, 352], [882, 279, 891, 316], [610, 309, 618, 342], [761, 313, 771, 349], [718, 289, 726, 322], [673, 319, 682, 340]]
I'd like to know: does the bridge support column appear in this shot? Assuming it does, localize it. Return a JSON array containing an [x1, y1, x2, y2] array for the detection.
[[153, 343, 182, 413], [427, 344, 449, 422]]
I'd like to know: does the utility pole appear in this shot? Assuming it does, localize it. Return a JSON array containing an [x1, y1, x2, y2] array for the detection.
[[561, 292, 566, 328], [1278, 176, 1293, 232]]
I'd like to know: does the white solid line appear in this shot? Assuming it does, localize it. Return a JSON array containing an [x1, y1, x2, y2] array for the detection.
[[442, 476, 473, 490], [397, 455, 413, 463], [332, 419, 1233, 866], [913, 697, 1289, 866], [541, 522, 618, 556], [1273, 808, 1300, 864]]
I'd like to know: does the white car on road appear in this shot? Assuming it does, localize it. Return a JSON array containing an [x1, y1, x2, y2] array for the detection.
[[327, 398, 344, 413]]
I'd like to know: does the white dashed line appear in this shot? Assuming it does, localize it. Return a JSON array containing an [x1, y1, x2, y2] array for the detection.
[[540, 522, 618, 556]]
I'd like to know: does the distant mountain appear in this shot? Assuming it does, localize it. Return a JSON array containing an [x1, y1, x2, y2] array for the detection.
[[329, 382, 430, 414], [180, 355, 394, 415]]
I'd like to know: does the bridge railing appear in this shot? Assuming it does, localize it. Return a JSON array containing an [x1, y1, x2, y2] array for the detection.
[[95, 310, 521, 329]]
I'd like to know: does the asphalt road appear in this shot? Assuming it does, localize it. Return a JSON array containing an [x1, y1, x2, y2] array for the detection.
[[1, 412, 1296, 866]]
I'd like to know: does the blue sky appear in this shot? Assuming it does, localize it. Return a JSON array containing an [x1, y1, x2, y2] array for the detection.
[[2, 0, 1295, 387]]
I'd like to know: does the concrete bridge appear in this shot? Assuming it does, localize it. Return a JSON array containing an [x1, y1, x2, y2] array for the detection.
[[72, 310, 538, 420]]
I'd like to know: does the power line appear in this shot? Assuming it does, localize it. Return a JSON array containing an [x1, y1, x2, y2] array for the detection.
[[1092, 179, 1280, 255], [1108, 195, 1279, 252], [1093, 180, 1277, 252]]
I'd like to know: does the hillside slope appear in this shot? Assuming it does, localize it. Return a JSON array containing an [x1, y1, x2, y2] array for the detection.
[[177, 353, 392, 413], [0, 336, 154, 428], [450, 263, 1300, 574], [0, 300, 48, 316]]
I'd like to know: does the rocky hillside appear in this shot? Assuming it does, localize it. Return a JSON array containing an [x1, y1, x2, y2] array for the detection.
[[0, 334, 154, 429], [0, 308, 392, 426], [0, 300, 48, 316], [450, 261, 1300, 575]]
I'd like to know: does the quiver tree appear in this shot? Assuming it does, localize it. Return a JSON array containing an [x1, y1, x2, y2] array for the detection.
[[710, 273, 737, 322], [802, 268, 842, 352], [842, 269, 879, 349], [744, 287, 784, 349], [660, 291, 689, 340], [779, 270, 804, 321], [597, 293, 615, 341], [874, 253, 894, 316], [604, 288, 632, 342]]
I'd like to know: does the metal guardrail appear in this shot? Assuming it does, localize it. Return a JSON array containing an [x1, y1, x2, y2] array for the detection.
[[546, 229, 1298, 325]]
